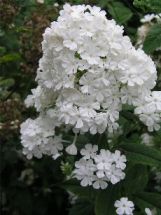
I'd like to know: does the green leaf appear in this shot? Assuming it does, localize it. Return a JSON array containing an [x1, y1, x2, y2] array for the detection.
[[69, 199, 94, 215], [62, 179, 95, 199], [120, 142, 161, 167], [123, 165, 148, 193], [134, 0, 161, 13], [136, 192, 161, 210], [143, 24, 161, 54], [0, 53, 21, 64], [0, 78, 15, 89], [125, 152, 161, 167], [95, 185, 121, 215], [108, 2, 133, 24]]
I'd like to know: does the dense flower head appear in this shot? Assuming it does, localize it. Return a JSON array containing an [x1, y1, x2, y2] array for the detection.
[[73, 145, 126, 189], [20, 115, 63, 159], [21, 4, 161, 160]]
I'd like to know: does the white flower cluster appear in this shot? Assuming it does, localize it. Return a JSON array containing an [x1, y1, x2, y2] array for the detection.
[[134, 91, 161, 131], [20, 115, 63, 159], [73, 144, 126, 189], [21, 4, 161, 159]]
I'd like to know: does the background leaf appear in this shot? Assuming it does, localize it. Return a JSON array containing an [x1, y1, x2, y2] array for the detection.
[[143, 24, 161, 54], [123, 164, 148, 194], [136, 192, 161, 210], [95, 185, 121, 215], [134, 0, 161, 13], [107, 2, 133, 24], [69, 199, 94, 215], [120, 142, 161, 167]]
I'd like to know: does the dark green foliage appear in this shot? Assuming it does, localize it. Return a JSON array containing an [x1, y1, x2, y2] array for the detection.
[[120, 142, 161, 167], [107, 1, 133, 24], [136, 192, 161, 210], [143, 24, 161, 54], [69, 199, 94, 215], [134, 0, 161, 13], [95, 185, 121, 215]]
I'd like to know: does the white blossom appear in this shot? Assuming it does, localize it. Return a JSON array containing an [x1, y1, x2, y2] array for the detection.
[[80, 143, 98, 159], [73, 159, 96, 186], [114, 197, 134, 215], [112, 150, 127, 170]]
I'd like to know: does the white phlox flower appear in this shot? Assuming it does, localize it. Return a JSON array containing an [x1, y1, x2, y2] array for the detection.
[[80, 143, 98, 159], [114, 197, 135, 215]]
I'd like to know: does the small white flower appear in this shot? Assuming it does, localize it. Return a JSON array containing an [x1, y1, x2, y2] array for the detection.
[[94, 149, 112, 171], [80, 144, 98, 159], [112, 150, 127, 170], [74, 159, 96, 186], [107, 165, 125, 184], [114, 197, 134, 215]]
